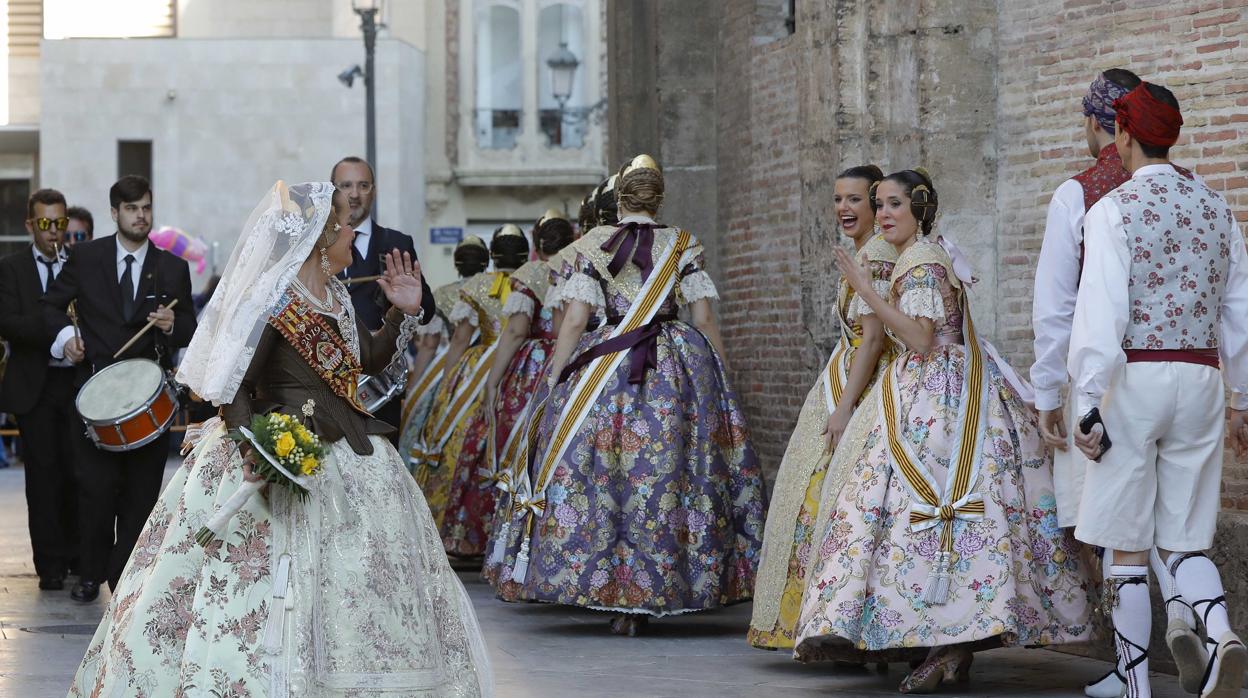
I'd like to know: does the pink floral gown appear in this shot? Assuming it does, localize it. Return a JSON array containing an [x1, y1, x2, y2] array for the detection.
[[794, 238, 1094, 661]]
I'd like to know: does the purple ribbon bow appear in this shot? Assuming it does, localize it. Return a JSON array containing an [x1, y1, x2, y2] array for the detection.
[[602, 221, 659, 279]]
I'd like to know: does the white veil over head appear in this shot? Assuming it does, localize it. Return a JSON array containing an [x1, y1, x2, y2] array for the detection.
[[177, 181, 336, 405]]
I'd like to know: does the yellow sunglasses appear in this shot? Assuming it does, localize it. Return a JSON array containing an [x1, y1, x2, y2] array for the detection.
[[32, 216, 70, 232]]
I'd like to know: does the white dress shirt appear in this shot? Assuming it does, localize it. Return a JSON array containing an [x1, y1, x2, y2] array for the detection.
[[50, 236, 155, 359], [1068, 163, 1248, 415], [31, 244, 66, 292], [116, 237, 149, 295], [353, 217, 374, 261], [1030, 179, 1087, 411]]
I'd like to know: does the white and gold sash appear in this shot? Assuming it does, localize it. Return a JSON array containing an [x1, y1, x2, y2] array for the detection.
[[411, 342, 498, 471], [400, 347, 450, 427], [508, 229, 693, 583], [879, 292, 988, 605], [821, 279, 858, 413]]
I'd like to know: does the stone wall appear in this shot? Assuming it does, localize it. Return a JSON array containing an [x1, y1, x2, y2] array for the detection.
[[996, 0, 1248, 510], [605, 0, 1248, 654]]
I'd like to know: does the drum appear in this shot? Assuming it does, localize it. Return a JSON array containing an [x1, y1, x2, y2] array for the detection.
[[357, 358, 409, 413], [76, 358, 179, 451]]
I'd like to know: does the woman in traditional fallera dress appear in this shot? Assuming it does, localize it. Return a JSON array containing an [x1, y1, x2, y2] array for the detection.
[[69, 181, 491, 697], [503, 156, 766, 636], [480, 212, 576, 588], [413, 227, 527, 530], [748, 165, 898, 650], [793, 170, 1094, 693], [398, 236, 489, 472]]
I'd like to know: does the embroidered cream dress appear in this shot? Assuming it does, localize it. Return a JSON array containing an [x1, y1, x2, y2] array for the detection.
[[793, 238, 1094, 661], [748, 232, 897, 649]]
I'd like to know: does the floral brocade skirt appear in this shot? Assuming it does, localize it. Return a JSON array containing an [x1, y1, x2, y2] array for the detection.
[[501, 320, 766, 616], [68, 418, 491, 697], [415, 345, 489, 528], [479, 335, 554, 584], [794, 345, 1094, 660]]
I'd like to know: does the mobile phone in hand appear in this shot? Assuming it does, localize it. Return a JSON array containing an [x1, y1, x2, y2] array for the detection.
[[1078, 407, 1112, 461]]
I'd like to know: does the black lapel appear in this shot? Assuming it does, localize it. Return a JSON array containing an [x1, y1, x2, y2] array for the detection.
[[103, 235, 123, 307], [22, 252, 45, 299], [134, 247, 159, 306]]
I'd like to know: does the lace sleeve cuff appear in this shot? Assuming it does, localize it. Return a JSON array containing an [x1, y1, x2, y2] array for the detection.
[[502, 291, 536, 318], [415, 314, 446, 337], [679, 270, 719, 304], [560, 272, 605, 309], [847, 279, 891, 321], [546, 281, 564, 308], [898, 288, 946, 323], [448, 299, 478, 327]]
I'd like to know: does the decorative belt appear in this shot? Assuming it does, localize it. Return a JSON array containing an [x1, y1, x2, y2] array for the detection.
[[558, 312, 678, 386], [1124, 348, 1219, 369], [932, 332, 964, 348]]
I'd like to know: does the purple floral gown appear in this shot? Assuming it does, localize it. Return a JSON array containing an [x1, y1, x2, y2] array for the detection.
[[794, 238, 1094, 661], [503, 216, 766, 616]]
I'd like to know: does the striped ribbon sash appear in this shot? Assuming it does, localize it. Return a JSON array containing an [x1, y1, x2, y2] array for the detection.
[[879, 295, 988, 605], [410, 342, 499, 472], [821, 280, 859, 413], [507, 230, 692, 584], [400, 348, 449, 426]]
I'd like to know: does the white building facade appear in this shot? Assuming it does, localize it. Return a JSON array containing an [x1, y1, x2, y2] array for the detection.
[[2, 0, 608, 289]]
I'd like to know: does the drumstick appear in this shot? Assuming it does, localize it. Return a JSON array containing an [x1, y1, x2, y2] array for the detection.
[[345, 274, 382, 285], [67, 300, 81, 341], [113, 298, 179, 359]]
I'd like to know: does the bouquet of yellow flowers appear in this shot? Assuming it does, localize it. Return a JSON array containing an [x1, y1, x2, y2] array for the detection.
[[195, 410, 327, 547]]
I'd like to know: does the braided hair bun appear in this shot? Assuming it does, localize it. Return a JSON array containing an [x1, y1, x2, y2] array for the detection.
[[617, 167, 665, 215], [490, 225, 530, 271], [453, 236, 489, 277], [536, 217, 575, 256]]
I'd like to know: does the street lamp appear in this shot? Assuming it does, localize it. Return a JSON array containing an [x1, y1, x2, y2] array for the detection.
[[546, 42, 579, 111], [349, 0, 381, 206]]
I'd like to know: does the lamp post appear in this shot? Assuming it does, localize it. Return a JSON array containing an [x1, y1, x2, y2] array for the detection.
[[353, 0, 381, 185], [547, 42, 579, 118]]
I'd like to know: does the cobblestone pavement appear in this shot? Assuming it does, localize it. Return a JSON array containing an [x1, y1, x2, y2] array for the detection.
[[0, 462, 1207, 697]]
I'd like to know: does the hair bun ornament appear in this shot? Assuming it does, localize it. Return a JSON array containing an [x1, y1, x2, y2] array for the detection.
[[913, 166, 932, 181], [621, 154, 661, 178], [458, 235, 487, 250], [495, 224, 525, 239], [537, 208, 567, 227]]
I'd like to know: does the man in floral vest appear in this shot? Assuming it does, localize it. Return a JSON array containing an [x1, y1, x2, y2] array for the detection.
[[1069, 81, 1247, 698], [1031, 69, 1206, 698]]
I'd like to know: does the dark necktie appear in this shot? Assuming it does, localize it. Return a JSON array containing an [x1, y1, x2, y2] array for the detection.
[[120, 254, 136, 320], [38, 257, 56, 293]]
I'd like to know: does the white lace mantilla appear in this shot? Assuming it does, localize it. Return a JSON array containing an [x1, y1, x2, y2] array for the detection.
[[501, 291, 536, 318], [448, 299, 479, 327], [679, 270, 719, 304], [898, 287, 946, 323], [560, 272, 606, 308]]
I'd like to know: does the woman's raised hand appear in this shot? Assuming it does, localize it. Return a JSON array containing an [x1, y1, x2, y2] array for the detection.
[[833, 247, 872, 296], [376, 249, 424, 316]]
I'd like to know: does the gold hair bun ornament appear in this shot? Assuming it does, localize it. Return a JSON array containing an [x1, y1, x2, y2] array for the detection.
[[602, 173, 619, 193], [457, 235, 487, 250], [913, 166, 933, 182], [537, 208, 567, 226], [621, 154, 661, 178], [495, 223, 525, 239]]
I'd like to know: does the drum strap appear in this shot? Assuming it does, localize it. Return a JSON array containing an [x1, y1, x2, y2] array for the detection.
[[269, 291, 370, 415]]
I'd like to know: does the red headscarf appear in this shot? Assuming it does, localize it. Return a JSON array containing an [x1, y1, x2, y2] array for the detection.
[[1113, 83, 1183, 148]]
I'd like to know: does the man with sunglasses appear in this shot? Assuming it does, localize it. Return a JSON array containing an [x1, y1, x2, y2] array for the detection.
[[0, 188, 80, 593], [64, 206, 94, 247]]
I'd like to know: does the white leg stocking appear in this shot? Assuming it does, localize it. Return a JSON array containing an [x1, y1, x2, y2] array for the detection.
[[1109, 564, 1152, 698]]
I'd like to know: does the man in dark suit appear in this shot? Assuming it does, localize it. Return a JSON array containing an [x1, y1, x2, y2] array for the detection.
[[43, 175, 196, 601], [331, 157, 436, 438], [0, 188, 79, 592]]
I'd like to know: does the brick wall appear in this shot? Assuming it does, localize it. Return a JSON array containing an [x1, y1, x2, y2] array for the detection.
[[715, 2, 804, 471], [996, 0, 1248, 510]]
